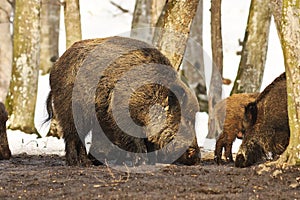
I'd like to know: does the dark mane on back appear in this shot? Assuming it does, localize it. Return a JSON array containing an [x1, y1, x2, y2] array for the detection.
[[255, 72, 286, 103]]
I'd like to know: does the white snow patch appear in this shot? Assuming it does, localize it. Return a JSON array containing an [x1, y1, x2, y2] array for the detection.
[[7, 130, 65, 156]]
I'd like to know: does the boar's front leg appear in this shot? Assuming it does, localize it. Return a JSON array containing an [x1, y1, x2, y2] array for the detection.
[[224, 142, 234, 163]]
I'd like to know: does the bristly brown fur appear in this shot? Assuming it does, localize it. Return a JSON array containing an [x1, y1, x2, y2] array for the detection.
[[255, 72, 286, 103], [0, 102, 11, 160], [46, 36, 200, 166], [235, 72, 289, 168], [213, 93, 259, 164]]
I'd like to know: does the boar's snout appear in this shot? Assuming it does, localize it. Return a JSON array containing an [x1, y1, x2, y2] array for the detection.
[[235, 154, 247, 168], [235, 140, 265, 168]]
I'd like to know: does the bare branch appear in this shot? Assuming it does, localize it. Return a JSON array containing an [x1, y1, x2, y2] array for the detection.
[[110, 1, 130, 13], [0, 5, 13, 24], [6, 0, 15, 8], [0, 6, 9, 17]]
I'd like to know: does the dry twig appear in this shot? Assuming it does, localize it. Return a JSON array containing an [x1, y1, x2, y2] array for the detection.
[[92, 160, 130, 187], [110, 1, 130, 13]]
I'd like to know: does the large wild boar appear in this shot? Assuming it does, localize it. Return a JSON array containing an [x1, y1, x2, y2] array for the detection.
[[46, 36, 200, 166], [212, 93, 259, 164], [0, 102, 11, 160], [235, 73, 289, 167]]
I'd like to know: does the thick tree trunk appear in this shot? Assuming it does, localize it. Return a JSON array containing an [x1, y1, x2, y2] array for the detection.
[[64, 0, 82, 48], [0, 0, 13, 102], [40, 0, 60, 75], [131, 0, 165, 42], [152, 0, 199, 71], [272, 0, 300, 166], [231, 0, 272, 94], [6, 0, 41, 135]]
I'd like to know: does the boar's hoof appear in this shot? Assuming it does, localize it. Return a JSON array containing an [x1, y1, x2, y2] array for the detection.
[[214, 154, 234, 165], [214, 155, 222, 165], [225, 156, 234, 163]]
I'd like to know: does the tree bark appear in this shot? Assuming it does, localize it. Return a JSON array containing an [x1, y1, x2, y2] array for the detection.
[[231, 0, 272, 94], [131, 0, 165, 42], [211, 0, 223, 76], [207, 0, 223, 135], [181, 0, 207, 112], [40, 0, 60, 75], [6, 0, 41, 135], [152, 0, 199, 71], [272, 0, 300, 167], [64, 0, 82, 49], [0, 0, 13, 102]]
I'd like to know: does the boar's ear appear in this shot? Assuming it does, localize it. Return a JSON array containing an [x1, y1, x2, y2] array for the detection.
[[244, 102, 258, 126]]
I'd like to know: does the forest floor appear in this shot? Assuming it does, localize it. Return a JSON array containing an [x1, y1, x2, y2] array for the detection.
[[0, 152, 299, 200]]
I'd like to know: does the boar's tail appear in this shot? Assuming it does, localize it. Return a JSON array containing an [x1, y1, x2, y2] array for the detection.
[[44, 91, 54, 124]]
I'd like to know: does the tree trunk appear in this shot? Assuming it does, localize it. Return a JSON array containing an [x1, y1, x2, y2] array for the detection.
[[152, 0, 199, 71], [211, 0, 223, 77], [40, 0, 60, 75], [272, 0, 300, 166], [207, 0, 223, 136], [6, 0, 41, 135], [0, 0, 13, 102], [131, 0, 165, 43], [181, 0, 207, 112], [231, 0, 272, 94], [64, 0, 82, 49]]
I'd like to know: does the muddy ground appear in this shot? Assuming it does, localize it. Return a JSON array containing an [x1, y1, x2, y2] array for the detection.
[[0, 152, 299, 200]]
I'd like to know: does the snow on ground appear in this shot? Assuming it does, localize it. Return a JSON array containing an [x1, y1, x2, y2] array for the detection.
[[7, 0, 284, 156], [7, 130, 65, 156]]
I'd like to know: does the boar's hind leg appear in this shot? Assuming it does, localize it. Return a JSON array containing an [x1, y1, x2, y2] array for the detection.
[[214, 135, 225, 164], [63, 126, 90, 166], [77, 140, 91, 166], [0, 132, 11, 160]]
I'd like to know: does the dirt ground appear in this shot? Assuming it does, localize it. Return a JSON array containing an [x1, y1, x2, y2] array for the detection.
[[0, 152, 299, 200]]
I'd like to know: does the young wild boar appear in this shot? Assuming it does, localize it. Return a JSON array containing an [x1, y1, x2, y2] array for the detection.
[[0, 102, 11, 160], [235, 72, 289, 168], [46, 36, 200, 166], [212, 93, 259, 164]]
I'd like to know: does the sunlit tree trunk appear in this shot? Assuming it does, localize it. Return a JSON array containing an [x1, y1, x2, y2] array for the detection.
[[271, 0, 300, 166], [64, 0, 82, 48], [40, 0, 60, 75], [231, 0, 272, 94], [6, 0, 41, 135], [131, 0, 165, 42], [153, 0, 199, 71], [0, 0, 13, 102]]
